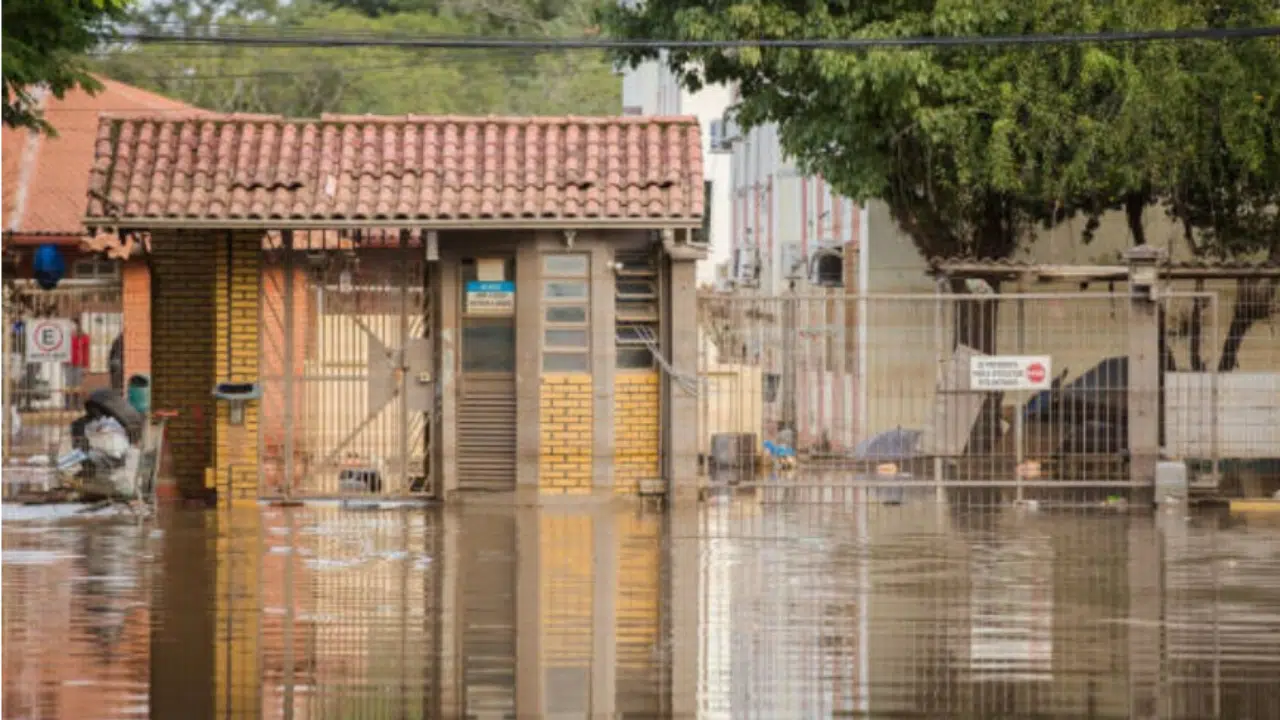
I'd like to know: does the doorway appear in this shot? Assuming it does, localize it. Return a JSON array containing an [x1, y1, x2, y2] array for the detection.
[[456, 256, 518, 490]]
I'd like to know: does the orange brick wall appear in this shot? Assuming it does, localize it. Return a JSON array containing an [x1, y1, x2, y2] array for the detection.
[[121, 258, 151, 379], [259, 265, 310, 495]]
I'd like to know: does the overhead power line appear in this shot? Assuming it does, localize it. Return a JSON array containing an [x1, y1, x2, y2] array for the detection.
[[118, 25, 1280, 50]]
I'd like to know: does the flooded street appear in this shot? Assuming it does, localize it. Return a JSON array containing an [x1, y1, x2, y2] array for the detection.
[[5, 494, 1280, 719]]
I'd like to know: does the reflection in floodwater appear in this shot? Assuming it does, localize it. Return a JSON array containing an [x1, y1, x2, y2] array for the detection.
[[4, 495, 1280, 718]]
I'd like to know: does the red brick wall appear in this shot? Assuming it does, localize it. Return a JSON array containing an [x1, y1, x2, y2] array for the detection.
[[122, 259, 151, 379]]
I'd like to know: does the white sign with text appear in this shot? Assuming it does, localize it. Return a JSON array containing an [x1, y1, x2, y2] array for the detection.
[[969, 355, 1052, 391], [25, 318, 74, 363]]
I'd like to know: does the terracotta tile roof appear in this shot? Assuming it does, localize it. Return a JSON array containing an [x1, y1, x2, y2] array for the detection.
[[85, 114, 706, 227], [2, 77, 201, 242]]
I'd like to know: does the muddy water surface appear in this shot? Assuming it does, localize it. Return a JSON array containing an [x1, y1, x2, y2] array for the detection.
[[4, 496, 1280, 719]]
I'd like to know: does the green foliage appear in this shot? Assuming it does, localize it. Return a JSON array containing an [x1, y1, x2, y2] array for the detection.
[[2, 0, 129, 134], [95, 0, 619, 118], [602, 0, 1280, 264]]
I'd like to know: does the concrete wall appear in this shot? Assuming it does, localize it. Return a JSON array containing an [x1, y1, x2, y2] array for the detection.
[[859, 201, 1280, 437]]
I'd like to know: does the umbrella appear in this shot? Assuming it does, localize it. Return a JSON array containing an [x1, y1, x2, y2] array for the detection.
[[852, 428, 922, 463]]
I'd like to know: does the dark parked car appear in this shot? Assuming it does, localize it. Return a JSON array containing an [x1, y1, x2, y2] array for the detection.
[[1024, 356, 1129, 475]]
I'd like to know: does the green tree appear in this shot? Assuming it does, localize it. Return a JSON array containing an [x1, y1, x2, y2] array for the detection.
[[603, 0, 1280, 364], [95, 0, 619, 117], [2, 0, 129, 133]]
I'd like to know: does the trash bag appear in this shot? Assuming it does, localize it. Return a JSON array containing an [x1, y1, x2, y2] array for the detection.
[[82, 389, 145, 444]]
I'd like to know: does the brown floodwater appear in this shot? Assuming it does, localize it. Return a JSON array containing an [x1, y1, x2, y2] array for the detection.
[[4, 490, 1280, 719]]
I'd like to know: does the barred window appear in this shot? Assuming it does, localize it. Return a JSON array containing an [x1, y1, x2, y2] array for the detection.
[[615, 250, 659, 370]]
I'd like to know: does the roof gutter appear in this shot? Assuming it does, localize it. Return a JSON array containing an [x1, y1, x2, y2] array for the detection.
[[82, 216, 704, 232]]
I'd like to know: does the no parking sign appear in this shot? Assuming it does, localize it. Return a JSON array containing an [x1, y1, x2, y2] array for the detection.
[[25, 319, 73, 363]]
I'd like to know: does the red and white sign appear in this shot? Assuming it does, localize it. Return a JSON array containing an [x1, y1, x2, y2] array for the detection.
[[1025, 361, 1047, 385], [969, 355, 1052, 391], [25, 319, 73, 363]]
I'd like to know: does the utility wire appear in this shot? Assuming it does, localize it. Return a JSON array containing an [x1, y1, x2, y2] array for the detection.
[[118, 25, 1280, 50]]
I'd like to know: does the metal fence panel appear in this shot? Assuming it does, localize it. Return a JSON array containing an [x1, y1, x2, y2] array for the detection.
[[698, 290, 1230, 504], [3, 280, 123, 496]]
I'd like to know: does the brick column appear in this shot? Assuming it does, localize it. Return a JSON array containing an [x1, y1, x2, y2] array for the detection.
[[149, 233, 216, 499], [213, 233, 262, 508], [121, 259, 151, 380]]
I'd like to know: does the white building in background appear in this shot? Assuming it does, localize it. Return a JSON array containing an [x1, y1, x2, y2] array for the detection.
[[621, 54, 733, 285], [721, 101, 867, 296], [621, 46, 869, 447]]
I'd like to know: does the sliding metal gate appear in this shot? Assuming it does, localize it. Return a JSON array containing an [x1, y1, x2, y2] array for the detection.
[[259, 232, 436, 498]]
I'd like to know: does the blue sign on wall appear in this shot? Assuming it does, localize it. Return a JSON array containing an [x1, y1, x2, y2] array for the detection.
[[465, 281, 515, 294], [465, 281, 516, 315]]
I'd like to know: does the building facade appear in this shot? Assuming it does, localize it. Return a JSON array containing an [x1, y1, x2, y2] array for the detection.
[[84, 113, 707, 503]]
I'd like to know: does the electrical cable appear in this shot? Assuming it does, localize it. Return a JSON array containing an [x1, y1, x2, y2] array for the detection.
[[116, 25, 1280, 50]]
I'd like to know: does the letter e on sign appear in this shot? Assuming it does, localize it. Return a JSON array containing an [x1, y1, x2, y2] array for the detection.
[[25, 318, 74, 363]]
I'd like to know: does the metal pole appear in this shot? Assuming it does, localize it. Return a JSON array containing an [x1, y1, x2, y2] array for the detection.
[[282, 510, 296, 718], [857, 206, 870, 444], [399, 230, 411, 493], [1208, 293, 1221, 490], [1015, 285, 1026, 503], [782, 286, 797, 436], [933, 279, 945, 501], [282, 231, 295, 500]]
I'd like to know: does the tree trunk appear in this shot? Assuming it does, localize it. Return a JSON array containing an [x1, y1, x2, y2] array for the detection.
[[1218, 276, 1279, 372], [1186, 296, 1206, 372]]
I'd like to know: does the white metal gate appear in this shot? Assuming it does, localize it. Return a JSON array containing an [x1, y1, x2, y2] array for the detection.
[[259, 232, 435, 499]]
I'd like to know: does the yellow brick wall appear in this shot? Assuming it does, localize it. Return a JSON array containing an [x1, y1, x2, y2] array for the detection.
[[214, 508, 262, 718], [539, 374, 593, 492], [616, 511, 661, 673], [614, 372, 661, 493], [149, 234, 217, 498], [213, 234, 262, 508], [540, 514, 593, 668]]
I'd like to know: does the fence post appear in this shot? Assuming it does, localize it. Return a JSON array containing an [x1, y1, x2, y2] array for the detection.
[[1126, 246, 1165, 495], [781, 291, 797, 437]]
